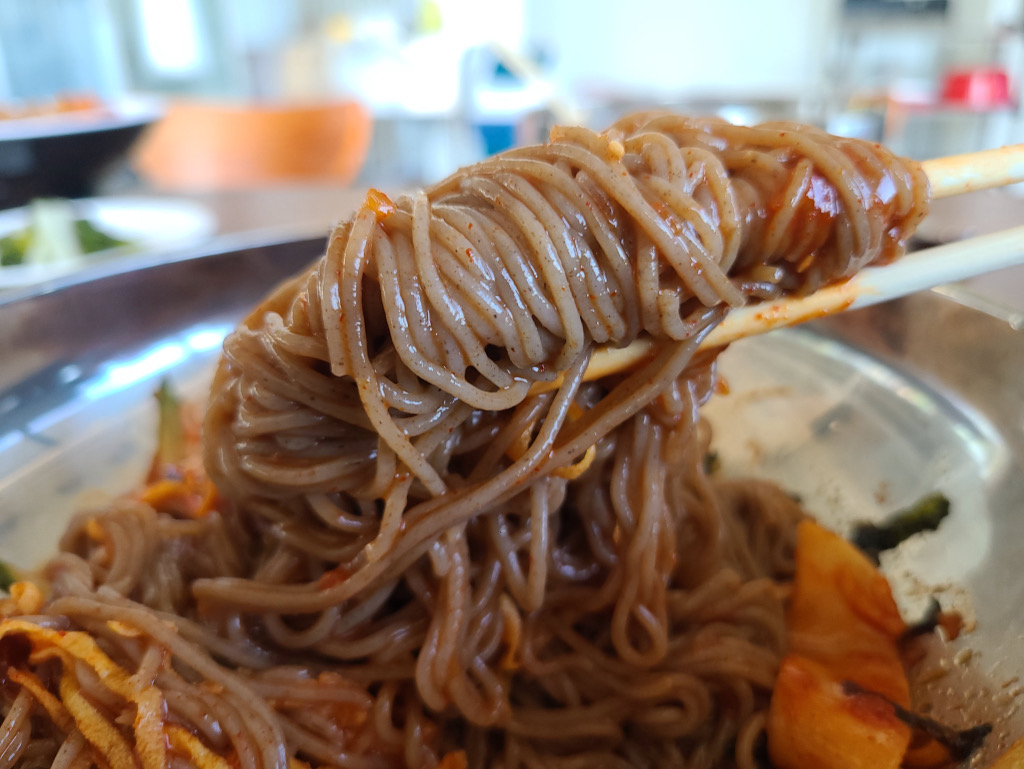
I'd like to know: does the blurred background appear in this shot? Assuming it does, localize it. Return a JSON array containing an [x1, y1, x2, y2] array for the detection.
[[0, 0, 1022, 298]]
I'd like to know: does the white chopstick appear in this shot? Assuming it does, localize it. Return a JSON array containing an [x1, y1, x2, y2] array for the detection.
[[703, 224, 1024, 349], [924, 145, 1024, 198], [575, 225, 1024, 386]]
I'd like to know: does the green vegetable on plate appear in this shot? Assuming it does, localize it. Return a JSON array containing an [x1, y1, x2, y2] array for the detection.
[[851, 491, 950, 562], [0, 198, 129, 267]]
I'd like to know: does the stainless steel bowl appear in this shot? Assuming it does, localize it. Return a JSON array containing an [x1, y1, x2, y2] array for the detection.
[[0, 237, 1021, 763]]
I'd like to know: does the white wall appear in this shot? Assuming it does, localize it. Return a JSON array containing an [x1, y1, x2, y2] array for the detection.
[[523, 0, 839, 110]]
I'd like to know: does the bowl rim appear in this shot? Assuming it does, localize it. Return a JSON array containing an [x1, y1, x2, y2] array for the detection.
[[0, 95, 163, 142]]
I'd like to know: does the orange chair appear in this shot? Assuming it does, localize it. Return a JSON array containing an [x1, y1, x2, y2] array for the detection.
[[133, 100, 373, 191]]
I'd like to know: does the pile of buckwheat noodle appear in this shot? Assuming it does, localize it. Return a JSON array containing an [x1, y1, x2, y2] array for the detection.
[[0, 113, 929, 769]]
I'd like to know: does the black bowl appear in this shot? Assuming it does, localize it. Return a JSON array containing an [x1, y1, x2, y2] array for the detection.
[[0, 99, 161, 209]]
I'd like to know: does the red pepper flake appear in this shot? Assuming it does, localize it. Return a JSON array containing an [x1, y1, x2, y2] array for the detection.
[[365, 188, 395, 219], [319, 565, 352, 589], [938, 611, 965, 641]]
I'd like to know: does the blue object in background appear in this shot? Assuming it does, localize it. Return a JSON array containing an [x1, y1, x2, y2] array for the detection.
[[465, 51, 530, 156], [477, 123, 516, 155]]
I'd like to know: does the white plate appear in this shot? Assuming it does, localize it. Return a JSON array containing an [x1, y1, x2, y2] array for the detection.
[[0, 196, 217, 289]]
